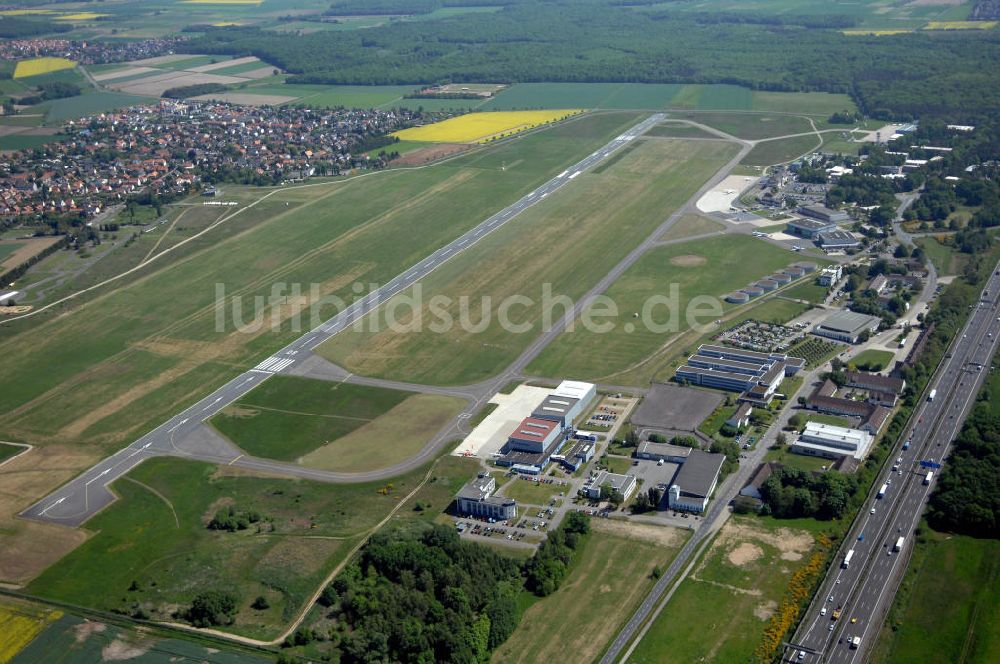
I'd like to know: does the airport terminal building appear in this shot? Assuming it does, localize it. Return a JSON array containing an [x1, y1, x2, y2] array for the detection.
[[456, 474, 517, 521]]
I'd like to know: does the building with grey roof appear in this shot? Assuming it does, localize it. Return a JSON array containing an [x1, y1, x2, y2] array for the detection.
[[636, 440, 693, 463], [813, 310, 881, 343], [798, 204, 849, 224], [583, 470, 637, 501], [531, 394, 581, 427], [787, 217, 836, 238], [668, 449, 725, 513], [818, 229, 862, 249], [456, 473, 517, 520]]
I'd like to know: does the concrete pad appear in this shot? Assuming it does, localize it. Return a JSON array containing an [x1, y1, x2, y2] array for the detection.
[[696, 175, 759, 213], [768, 231, 798, 241], [856, 124, 907, 143], [453, 385, 553, 459]]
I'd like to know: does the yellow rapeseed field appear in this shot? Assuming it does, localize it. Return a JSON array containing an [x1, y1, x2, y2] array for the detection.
[[842, 28, 913, 36], [0, 9, 55, 16], [55, 13, 109, 21], [13, 57, 77, 79], [924, 20, 998, 30], [0, 604, 62, 663], [181, 0, 263, 5], [393, 110, 583, 144]]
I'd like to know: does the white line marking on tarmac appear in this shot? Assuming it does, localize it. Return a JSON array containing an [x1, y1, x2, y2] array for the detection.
[[229, 454, 244, 465], [40, 497, 65, 515], [202, 397, 222, 412]]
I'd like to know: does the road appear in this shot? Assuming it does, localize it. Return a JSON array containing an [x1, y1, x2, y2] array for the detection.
[[19, 113, 666, 527], [783, 259, 1000, 663]]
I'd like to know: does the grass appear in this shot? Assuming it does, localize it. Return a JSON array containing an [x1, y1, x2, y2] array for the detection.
[[659, 213, 724, 242], [34, 90, 153, 123], [13, 58, 75, 79], [916, 235, 965, 276], [741, 134, 822, 167], [873, 528, 1000, 664], [393, 110, 583, 143], [527, 235, 801, 382], [782, 279, 829, 304], [492, 524, 687, 664], [26, 456, 437, 639], [210, 376, 411, 461], [645, 122, 721, 139], [669, 111, 814, 140], [0, 599, 61, 663], [629, 515, 820, 663], [500, 477, 564, 506], [0, 442, 25, 464], [765, 445, 835, 473], [0, 134, 63, 151], [808, 413, 856, 428], [321, 137, 738, 386], [850, 348, 895, 371]]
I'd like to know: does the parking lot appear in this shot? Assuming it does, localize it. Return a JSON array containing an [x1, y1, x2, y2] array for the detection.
[[631, 383, 723, 432], [584, 394, 633, 429]]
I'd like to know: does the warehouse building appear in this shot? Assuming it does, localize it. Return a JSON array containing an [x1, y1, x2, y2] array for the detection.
[[787, 217, 836, 238], [668, 449, 725, 513], [636, 441, 693, 464], [532, 394, 581, 428], [791, 422, 873, 461], [506, 417, 561, 454], [817, 229, 862, 250], [553, 441, 595, 472], [798, 204, 849, 224], [456, 473, 517, 521], [675, 344, 804, 401], [813, 310, 882, 343], [583, 470, 637, 501]]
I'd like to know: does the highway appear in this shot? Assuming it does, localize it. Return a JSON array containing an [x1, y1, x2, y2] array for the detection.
[[784, 259, 1000, 663], [19, 113, 666, 528]]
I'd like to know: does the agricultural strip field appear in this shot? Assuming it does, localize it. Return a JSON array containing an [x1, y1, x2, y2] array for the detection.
[[0, 112, 642, 577], [873, 529, 1000, 664], [12, 57, 75, 79], [741, 134, 823, 167], [25, 456, 443, 640], [629, 516, 824, 664], [0, 598, 61, 663], [492, 521, 688, 664], [393, 110, 583, 144], [481, 83, 855, 116], [318, 136, 740, 386], [526, 235, 801, 383], [210, 376, 466, 472]]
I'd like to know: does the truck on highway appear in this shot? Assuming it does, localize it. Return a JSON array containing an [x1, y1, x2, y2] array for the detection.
[[850, 636, 861, 649], [895, 536, 905, 552], [928, 388, 937, 402], [878, 483, 888, 499], [924, 471, 933, 485], [843, 549, 855, 569]]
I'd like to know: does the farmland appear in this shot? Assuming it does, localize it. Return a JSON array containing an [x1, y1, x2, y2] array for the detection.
[[0, 112, 642, 577], [669, 111, 816, 140], [492, 521, 688, 664], [527, 235, 801, 383], [25, 456, 441, 639], [12, 57, 76, 79], [393, 110, 583, 144], [873, 528, 1000, 664], [319, 136, 740, 386], [629, 516, 825, 663], [210, 376, 466, 472], [0, 599, 61, 664]]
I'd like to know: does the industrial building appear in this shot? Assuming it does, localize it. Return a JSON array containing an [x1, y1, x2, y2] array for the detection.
[[668, 449, 725, 513], [583, 470, 637, 501], [532, 394, 581, 427], [787, 217, 837, 238], [791, 422, 874, 461], [726, 402, 753, 428], [675, 344, 805, 402], [813, 310, 882, 343], [553, 441, 595, 472], [844, 371, 905, 395], [506, 417, 561, 454], [798, 204, 849, 224], [636, 440, 693, 464], [817, 265, 843, 286], [817, 229, 862, 250], [456, 473, 517, 520]]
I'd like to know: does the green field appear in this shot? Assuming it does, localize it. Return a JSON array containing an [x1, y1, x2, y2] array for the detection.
[[482, 83, 855, 116], [669, 111, 816, 140], [240, 83, 416, 109], [659, 213, 725, 242], [35, 90, 153, 123], [782, 278, 830, 303], [916, 235, 966, 275], [0, 442, 25, 464], [850, 348, 895, 371], [319, 137, 740, 386], [630, 516, 822, 663], [0, 134, 63, 151], [765, 445, 834, 473], [209, 376, 464, 471], [25, 456, 445, 639], [500, 477, 565, 506], [645, 122, 722, 139], [492, 523, 688, 664], [741, 134, 823, 166], [807, 413, 856, 428], [874, 529, 1000, 664], [787, 337, 843, 369], [527, 235, 803, 382]]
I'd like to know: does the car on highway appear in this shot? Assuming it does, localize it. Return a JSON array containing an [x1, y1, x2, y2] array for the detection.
[[870, 507, 876, 514]]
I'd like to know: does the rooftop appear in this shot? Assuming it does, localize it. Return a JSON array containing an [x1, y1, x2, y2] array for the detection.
[[788, 217, 836, 230], [553, 380, 595, 400], [637, 440, 694, 459], [673, 449, 724, 498], [510, 417, 560, 440], [817, 310, 881, 336], [457, 474, 495, 502]]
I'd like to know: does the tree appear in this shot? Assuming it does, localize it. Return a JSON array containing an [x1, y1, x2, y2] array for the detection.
[[187, 590, 238, 627], [251, 595, 269, 610], [894, 244, 911, 259]]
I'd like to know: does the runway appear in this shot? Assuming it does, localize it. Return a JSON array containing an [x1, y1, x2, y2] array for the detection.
[[19, 113, 666, 527]]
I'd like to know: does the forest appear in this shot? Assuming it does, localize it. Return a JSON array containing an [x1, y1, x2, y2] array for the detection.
[[181, 1, 1000, 120]]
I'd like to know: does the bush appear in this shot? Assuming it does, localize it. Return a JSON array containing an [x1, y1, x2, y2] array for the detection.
[[186, 590, 238, 627]]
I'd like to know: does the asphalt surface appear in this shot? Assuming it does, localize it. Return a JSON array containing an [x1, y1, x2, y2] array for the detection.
[[783, 259, 1000, 664], [19, 113, 665, 527]]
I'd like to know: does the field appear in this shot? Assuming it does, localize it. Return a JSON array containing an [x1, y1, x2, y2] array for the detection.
[[393, 110, 583, 144], [874, 528, 1000, 664], [0, 442, 26, 464], [0, 599, 61, 663], [658, 213, 724, 242], [917, 235, 966, 275], [786, 337, 842, 369], [499, 477, 565, 506], [319, 137, 740, 386], [629, 516, 822, 663], [741, 134, 823, 167], [850, 348, 895, 371], [492, 521, 688, 664], [481, 83, 855, 116], [36, 91, 152, 123], [13, 58, 75, 79], [0, 112, 643, 577], [527, 235, 802, 383], [25, 456, 445, 639], [782, 278, 830, 304], [807, 413, 856, 428], [669, 111, 816, 140], [925, 20, 998, 30]]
